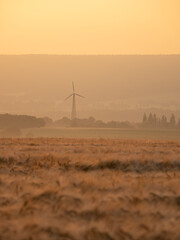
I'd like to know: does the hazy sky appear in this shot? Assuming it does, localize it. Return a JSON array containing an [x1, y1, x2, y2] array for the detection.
[[1, 0, 180, 54], [0, 55, 180, 121]]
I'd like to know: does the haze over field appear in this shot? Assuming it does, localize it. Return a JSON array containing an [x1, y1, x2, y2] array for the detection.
[[1, 1, 180, 121], [0, 55, 180, 121]]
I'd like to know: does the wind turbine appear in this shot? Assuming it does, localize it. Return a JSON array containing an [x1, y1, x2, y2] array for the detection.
[[65, 82, 85, 120]]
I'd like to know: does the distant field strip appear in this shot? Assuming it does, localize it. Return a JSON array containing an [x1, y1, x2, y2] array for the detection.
[[0, 138, 180, 240], [22, 128, 180, 139]]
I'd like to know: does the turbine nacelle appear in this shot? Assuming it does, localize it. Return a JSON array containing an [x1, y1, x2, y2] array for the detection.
[[65, 93, 85, 101], [65, 82, 85, 101]]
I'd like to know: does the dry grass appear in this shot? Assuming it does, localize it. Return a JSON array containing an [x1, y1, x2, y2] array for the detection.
[[0, 138, 180, 240]]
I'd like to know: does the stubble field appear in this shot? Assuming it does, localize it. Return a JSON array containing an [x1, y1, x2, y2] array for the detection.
[[0, 138, 180, 240]]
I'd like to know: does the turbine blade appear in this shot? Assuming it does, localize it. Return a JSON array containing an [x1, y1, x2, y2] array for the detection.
[[76, 93, 85, 98], [65, 94, 73, 101], [72, 82, 75, 92]]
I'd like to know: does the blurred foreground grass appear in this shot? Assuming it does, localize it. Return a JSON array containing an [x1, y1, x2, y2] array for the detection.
[[0, 138, 180, 240]]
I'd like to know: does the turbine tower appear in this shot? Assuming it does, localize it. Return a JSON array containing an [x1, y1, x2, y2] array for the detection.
[[65, 82, 85, 120]]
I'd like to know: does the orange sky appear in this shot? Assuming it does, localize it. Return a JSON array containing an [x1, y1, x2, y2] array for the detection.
[[0, 0, 180, 54]]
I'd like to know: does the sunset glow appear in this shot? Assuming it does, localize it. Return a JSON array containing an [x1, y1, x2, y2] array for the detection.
[[1, 0, 180, 54]]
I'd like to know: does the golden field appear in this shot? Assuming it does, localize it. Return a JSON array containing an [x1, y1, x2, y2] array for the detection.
[[0, 138, 180, 240]]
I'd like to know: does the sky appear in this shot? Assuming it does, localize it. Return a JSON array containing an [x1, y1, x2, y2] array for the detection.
[[0, 0, 180, 55]]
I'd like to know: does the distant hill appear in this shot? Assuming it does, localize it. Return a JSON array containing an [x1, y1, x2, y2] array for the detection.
[[0, 55, 180, 121]]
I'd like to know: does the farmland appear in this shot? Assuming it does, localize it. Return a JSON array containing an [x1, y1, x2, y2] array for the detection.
[[0, 138, 180, 240], [22, 127, 180, 139]]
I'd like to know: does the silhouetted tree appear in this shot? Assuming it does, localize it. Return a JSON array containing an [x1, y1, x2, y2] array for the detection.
[[148, 113, 153, 122], [54, 117, 71, 127], [161, 115, 168, 128], [152, 114, 157, 128], [142, 113, 147, 127], [146, 113, 153, 128], [95, 120, 106, 128], [88, 117, 96, 127], [42, 117, 53, 126], [169, 114, 176, 128]]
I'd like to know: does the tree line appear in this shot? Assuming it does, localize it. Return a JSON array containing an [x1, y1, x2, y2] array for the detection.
[[142, 113, 180, 129], [54, 117, 133, 128], [0, 113, 179, 131], [0, 114, 45, 129]]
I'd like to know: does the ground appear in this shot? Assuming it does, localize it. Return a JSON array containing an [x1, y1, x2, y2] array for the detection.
[[0, 138, 180, 240]]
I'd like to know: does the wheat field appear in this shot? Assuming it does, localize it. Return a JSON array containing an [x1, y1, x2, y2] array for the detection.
[[0, 138, 180, 240]]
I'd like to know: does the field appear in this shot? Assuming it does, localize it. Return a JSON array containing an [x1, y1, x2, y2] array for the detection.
[[0, 138, 180, 240], [23, 127, 180, 140]]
